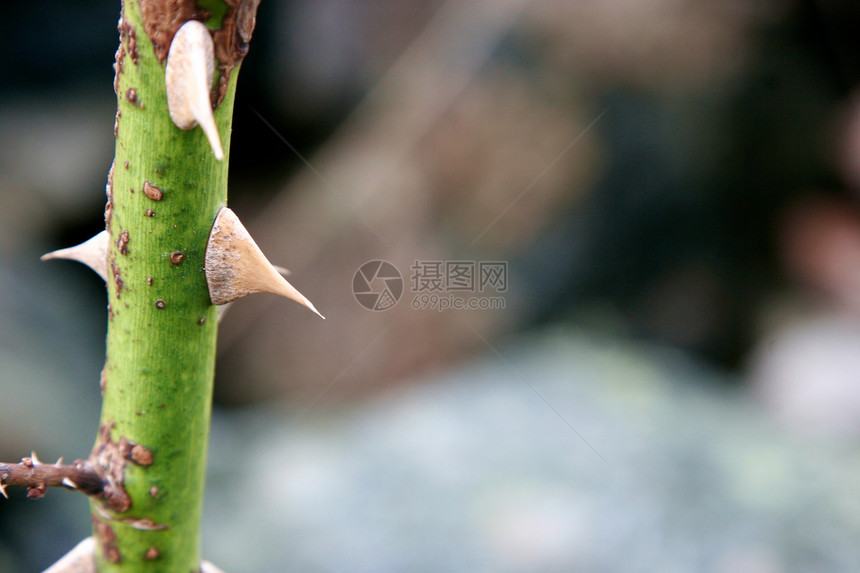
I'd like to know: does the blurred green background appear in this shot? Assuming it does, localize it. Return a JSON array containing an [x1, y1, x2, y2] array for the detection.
[[3, 1, 860, 571]]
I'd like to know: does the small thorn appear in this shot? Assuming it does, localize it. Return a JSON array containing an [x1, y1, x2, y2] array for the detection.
[[62, 477, 78, 489], [55, 457, 64, 467], [165, 20, 224, 160], [204, 207, 325, 318], [41, 231, 109, 281], [0, 483, 8, 499], [30, 451, 42, 466]]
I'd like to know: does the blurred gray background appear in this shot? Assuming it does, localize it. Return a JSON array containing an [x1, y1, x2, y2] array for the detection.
[[4, 0, 860, 571]]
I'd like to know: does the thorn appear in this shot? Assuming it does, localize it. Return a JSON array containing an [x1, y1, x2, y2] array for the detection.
[[62, 477, 78, 489], [165, 20, 224, 160], [201, 561, 228, 573], [30, 451, 44, 466], [41, 231, 109, 282], [204, 207, 325, 318], [216, 268, 290, 323], [55, 457, 64, 467], [0, 483, 8, 499]]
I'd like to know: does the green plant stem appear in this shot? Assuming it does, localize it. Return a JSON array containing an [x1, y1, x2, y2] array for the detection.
[[94, 0, 238, 570]]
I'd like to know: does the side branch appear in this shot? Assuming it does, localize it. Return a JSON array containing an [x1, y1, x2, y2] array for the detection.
[[0, 454, 104, 499]]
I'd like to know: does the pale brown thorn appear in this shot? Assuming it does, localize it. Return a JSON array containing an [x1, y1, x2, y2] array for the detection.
[[165, 20, 224, 160], [204, 207, 324, 318], [217, 267, 290, 322], [41, 231, 109, 281]]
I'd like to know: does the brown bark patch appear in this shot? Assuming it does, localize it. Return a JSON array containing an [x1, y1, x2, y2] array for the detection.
[[139, 1, 209, 63], [92, 515, 122, 563], [118, 15, 138, 65], [130, 444, 154, 466], [87, 422, 154, 513], [113, 45, 124, 95], [117, 230, 130, 255], [213, 0, 260, 105], [111, 262, 124, 297], [90, 423, 132, 512], [105, 545, 122, 564]]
